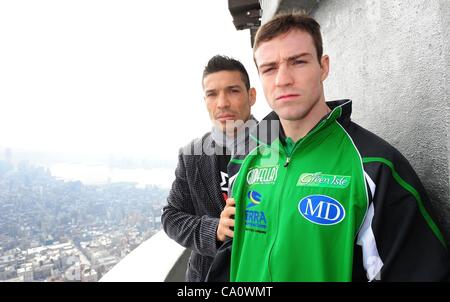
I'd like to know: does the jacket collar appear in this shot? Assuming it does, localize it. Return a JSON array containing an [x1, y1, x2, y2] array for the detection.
[[255, 99, 353, 146]]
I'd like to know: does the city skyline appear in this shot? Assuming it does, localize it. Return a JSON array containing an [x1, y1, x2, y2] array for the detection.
[[0, 158, 168, 281]]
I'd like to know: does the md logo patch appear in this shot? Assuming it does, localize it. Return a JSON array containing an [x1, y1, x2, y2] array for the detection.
[[298, 195, 345, 225]]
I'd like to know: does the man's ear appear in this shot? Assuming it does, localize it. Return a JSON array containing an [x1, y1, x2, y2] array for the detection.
[[248, 87, 257, 106], [320, 55, 330, 82]]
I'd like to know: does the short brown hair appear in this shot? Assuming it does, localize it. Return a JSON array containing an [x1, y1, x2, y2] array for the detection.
[[253, 12, 323, 63]]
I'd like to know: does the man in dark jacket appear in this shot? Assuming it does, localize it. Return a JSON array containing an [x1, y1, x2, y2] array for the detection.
[[161, 55, 257, 281]]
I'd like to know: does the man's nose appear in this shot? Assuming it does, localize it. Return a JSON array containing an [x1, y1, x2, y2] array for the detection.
[[275, 63, 294, 87], [217, 92, 230, 108]]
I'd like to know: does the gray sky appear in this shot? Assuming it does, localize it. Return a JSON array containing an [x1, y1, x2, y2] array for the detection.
[[0, 0, 270, 161]]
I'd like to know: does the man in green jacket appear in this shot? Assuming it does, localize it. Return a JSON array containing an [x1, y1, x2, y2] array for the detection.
[[221, 12, 449, 281]]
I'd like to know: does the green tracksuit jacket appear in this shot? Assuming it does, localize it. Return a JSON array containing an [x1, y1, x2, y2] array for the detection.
[[228, 99, 448, 281]]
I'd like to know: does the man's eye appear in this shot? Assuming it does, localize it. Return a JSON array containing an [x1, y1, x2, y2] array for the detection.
[[294, 60, 306, 65], [231, 89, 240, 93], [262, 67, 275, 74]]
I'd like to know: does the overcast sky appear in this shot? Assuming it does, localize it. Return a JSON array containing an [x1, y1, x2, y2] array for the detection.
[[0, 0, 270, 161]]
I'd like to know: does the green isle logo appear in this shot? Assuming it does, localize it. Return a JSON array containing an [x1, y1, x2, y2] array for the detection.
[[297, 172, 351, 189]]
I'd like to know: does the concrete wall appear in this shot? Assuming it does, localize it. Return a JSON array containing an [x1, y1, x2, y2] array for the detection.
[[264, 0, 450, 242]]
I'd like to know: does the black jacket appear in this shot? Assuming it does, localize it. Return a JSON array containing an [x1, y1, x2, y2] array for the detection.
[[161, 133, 225, 282]]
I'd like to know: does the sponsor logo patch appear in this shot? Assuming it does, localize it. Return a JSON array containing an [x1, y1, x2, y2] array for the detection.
[[298, 195, 346, 225], [246, 166, 278, 185], [297, 172, 350, 189], [245, 190, 267, 230], [246, 190, 262, 208]]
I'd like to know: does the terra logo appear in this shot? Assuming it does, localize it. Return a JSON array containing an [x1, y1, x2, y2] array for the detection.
[[245, 190, 267, 229], [247, 190, 262, 208], [298, 195, 345, 225]]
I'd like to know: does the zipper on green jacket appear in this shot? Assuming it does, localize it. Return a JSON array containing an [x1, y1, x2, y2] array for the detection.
[[283, 137, 295, 167], [282, 118, 328, 167], [267, 141, 290, 280], [281, 106, 344, 167]]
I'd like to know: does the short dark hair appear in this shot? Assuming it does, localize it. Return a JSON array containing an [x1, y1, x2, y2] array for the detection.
[[202, 55, 251, 90], [253, 12, 323, 63]]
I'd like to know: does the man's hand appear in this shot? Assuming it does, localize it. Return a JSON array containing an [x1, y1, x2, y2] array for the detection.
[[217, 198, 235, 242]]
